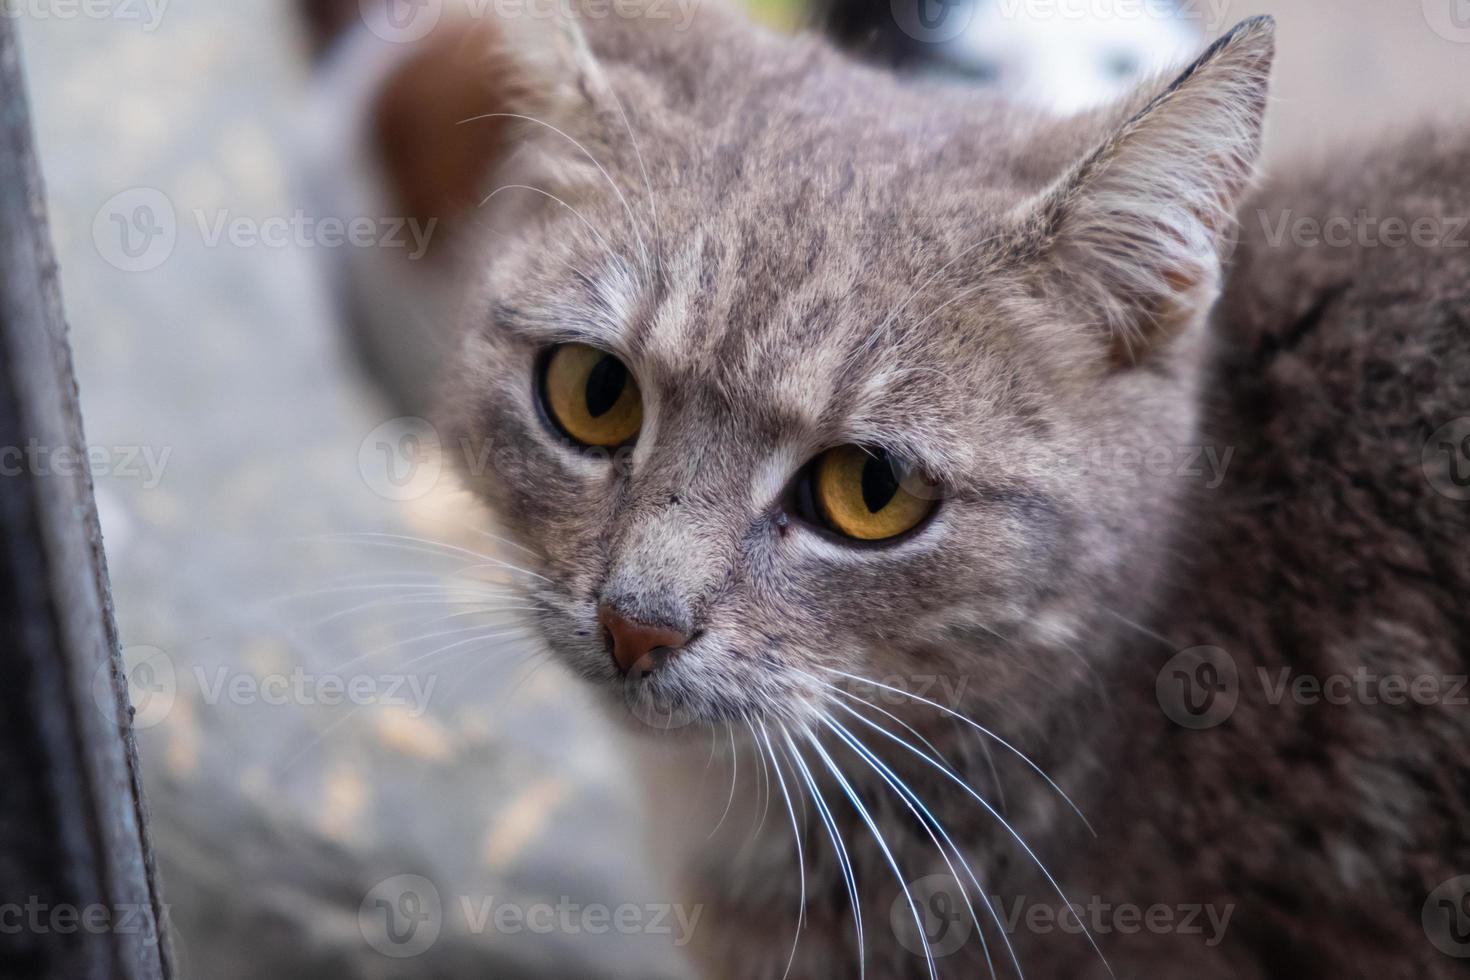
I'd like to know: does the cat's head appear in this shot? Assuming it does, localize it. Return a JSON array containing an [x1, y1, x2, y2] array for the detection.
[[440, 7, 1274, 732]]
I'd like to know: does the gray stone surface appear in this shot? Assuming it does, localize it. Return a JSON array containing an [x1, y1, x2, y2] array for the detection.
[[13, 3, 691, 977]]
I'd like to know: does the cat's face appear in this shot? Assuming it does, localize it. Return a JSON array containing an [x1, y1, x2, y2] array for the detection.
[[443, 10, 1273, 732]]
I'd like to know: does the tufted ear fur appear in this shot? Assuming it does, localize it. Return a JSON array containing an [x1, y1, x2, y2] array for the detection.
[[1030, 16, 1275, 365]]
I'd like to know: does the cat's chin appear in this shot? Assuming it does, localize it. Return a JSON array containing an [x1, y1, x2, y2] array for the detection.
[[567, 659, 796, 739]]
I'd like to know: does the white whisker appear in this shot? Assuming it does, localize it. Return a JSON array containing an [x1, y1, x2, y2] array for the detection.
[[782, 725, 865, 978], [820, 667, 1095, 836], [836, 703, 1115, 980], [758, 718, 806, 980], [824, 711, 1016, 980], [805, 726, 937, 980]]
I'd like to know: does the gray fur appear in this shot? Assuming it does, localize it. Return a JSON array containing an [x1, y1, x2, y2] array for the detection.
[[438, 6, 1468, 977]]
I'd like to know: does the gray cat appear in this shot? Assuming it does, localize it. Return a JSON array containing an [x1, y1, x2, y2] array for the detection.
[[316, 3, 1470, 976]]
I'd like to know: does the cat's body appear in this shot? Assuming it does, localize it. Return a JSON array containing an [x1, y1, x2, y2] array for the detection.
[[676, 122, 1470, 980], [304, 4, 1469, 976]]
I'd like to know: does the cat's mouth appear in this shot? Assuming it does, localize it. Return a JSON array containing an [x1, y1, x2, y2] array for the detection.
[[590, 629, 810, 734]]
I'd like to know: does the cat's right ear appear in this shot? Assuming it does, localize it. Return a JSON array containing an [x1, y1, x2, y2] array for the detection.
[[363, 5, 609, 257], [1021, 16, 1275, 366]]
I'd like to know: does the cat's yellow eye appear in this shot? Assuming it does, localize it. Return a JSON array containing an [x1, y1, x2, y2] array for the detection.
[[810, 446, 936, 542], [541, 343, 643, 448]]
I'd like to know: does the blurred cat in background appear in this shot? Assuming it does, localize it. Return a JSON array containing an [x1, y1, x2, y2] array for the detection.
[[820, 0, 1205, 110]]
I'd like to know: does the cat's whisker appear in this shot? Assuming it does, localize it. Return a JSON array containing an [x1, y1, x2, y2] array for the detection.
[[822, 711, 1012, 980], [338, 602, 535, 640], [751, 716, 774, 843], [301, 594, 534, 631], [709, 720, 740, 839], [308, 531, 553, 584], [331, 621, 532, 675], [1098, 605, 1176, 649], [819, 667, 1095, 836], [835, 702, 1116, 980], [904, 281, 989, 338], [495, 647, 560, 708], [815, 668, 1011, 814], [456, 521, 544, 559], [480, 183, 633, 279], [756, 718, 807, 980], [459, 111, 655, 281], [782, 724, 865, 979], [270, 577, 520, 603], [275, 631, 537, 775], [301, 528, 552, 590], [790, 669, 955, 769], [601, 77, 664, 284], [439, 641, 549, 712], [282, 583, 524, 608], [383, 626, 533, 675], [730, 716, 776, 864], [804, 725, 938, 980], [852, 232, 1006, 367]]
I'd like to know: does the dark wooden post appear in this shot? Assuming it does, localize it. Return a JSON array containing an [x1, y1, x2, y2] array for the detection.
[[0, 16, 172, 980]]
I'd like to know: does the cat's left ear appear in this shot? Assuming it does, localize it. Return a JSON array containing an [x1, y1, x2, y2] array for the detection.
[[1026, 16, 1275, 365]]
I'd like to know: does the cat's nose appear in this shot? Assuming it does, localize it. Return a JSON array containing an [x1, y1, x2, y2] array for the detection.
[[598, 605, 691, 674]]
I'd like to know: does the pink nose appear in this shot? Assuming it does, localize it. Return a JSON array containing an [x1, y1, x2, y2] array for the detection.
[[598, 606, 691, 674]]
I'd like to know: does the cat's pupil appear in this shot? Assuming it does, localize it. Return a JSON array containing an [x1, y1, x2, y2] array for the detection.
[[860, 452, 900, 513], [585, 356, 627, 417]]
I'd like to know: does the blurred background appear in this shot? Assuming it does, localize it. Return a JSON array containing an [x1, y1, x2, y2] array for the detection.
[[10, 0, 1470, 976]]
